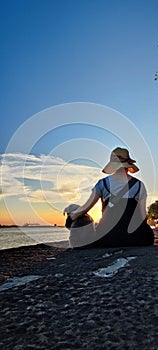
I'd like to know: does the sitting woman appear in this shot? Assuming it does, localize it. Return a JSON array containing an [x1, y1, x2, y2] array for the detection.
[[68, 147, 154, 248]]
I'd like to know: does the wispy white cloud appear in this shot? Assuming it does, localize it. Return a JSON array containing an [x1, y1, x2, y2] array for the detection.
[[0, 153, 100, 208]]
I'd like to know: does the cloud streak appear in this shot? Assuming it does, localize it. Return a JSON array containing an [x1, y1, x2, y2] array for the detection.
[[0, 153, 100, 210]]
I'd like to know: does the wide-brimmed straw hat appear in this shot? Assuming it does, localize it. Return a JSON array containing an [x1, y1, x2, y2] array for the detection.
[[102, 147, 139, 174]]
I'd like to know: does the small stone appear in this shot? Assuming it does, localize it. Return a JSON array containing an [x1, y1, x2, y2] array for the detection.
[[55, 273, 63, 277]]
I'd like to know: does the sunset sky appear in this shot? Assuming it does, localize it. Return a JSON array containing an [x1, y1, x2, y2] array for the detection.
[[0, 0, 158, 226]]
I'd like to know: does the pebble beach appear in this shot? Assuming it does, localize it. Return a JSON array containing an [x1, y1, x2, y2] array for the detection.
[[0, 242, 158, 350]]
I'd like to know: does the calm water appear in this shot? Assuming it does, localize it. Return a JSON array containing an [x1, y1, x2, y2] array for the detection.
[[0, 226, 69, 250]]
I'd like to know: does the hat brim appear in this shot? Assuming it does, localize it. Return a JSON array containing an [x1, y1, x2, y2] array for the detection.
[[102, 161, 139, 174]]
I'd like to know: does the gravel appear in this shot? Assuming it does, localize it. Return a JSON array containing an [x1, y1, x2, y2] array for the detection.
[[0, 244, 158, 349]]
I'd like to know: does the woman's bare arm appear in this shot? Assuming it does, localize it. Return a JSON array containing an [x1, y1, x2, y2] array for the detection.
[[70, 191, 100, 221]]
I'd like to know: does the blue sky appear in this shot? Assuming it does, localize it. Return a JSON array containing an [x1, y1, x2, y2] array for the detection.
[[0, 0, 158, 225]]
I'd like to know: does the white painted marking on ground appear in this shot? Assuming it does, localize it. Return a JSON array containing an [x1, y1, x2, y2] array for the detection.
[[0, 275, 42, 291], [94, 257, 136, 278]]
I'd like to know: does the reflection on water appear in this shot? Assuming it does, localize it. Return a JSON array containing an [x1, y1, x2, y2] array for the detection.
[[0, 226, 69, 250]]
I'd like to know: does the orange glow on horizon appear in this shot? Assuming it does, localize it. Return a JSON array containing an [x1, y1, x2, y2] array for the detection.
[[0, 210, 15, 226], [0, 197, 102, 227]]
